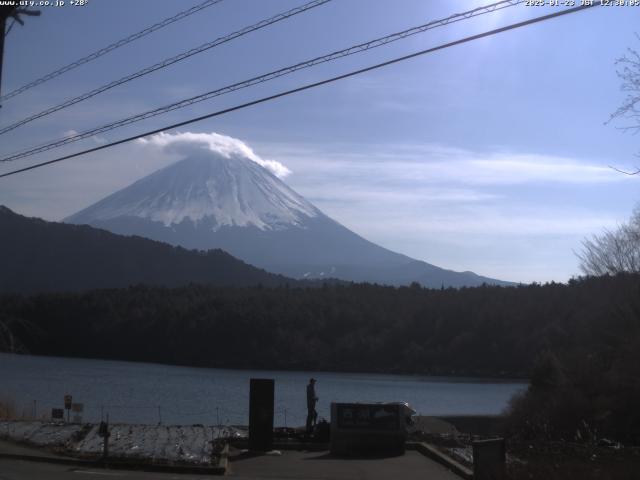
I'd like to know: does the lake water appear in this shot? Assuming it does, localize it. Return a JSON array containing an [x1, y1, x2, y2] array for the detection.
[[0, 353, 527, 426]]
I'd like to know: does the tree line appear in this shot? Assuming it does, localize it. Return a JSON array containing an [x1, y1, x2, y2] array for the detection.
[[0, 274, 636, 377], [2, 274, 640, 441]]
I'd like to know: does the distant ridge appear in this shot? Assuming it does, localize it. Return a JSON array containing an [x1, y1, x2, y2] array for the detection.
[[0, 206, 297, 293]]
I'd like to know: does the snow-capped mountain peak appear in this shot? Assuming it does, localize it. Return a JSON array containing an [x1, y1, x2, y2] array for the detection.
[[66, 152, 319, 231], [65, 132, 511, 288]]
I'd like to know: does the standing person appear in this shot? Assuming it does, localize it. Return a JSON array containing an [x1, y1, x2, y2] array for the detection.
[[306, 378, 318, 434]]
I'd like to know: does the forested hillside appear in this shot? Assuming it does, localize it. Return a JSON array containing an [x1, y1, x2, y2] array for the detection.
[[0, 206, 296, 292], [2, 274, 638, 378]]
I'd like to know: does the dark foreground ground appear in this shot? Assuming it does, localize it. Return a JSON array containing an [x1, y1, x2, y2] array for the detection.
[[0, 453, 461, 480], [0, 458, 212, 480], [4, 416, 640, 479], [412, 416, 640, 480], [0, 439, 461, 480], [506, 442, 640, 480], [227, 450, 461, 480]]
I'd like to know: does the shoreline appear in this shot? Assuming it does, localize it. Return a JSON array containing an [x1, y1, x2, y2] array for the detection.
[[0, 351, 530, 382]]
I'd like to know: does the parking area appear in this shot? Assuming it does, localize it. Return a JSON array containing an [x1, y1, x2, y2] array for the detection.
[[228, 449, 462, 480]]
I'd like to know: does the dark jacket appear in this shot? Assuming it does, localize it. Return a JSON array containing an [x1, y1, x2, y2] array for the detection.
[[307, 383, 317, 410]]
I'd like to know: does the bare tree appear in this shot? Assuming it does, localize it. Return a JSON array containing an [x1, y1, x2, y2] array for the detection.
[[606, 38, 640, 175], [609, 39, 640, 132], [586, 41, 640, 272], [578, 207, 640, 276]]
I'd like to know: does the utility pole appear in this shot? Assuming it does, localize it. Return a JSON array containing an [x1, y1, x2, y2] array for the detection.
[[0, 7, 12, 99], [0, 6, 41, 105]]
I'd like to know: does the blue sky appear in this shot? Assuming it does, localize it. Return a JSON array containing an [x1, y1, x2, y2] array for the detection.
[[0, 0, 638, 283]]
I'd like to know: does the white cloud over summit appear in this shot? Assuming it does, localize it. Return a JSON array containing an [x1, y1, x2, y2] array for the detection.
[[137, 131, 291, 178]]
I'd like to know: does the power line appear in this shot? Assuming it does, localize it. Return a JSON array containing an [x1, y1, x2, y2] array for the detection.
[[0, 0, 523, 163], [0, 0, 332, 136], [0, 3, 598, 180], [4, 18, 15, 37], [0, 0, 225, 103]]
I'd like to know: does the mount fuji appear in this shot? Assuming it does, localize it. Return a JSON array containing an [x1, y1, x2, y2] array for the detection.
[[65, 147, 509, 287]]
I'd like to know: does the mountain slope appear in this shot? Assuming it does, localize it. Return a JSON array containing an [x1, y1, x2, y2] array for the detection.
[[66, 152, 511, 287], [0, 206, 295, 293], [68, 153, 320, 231]]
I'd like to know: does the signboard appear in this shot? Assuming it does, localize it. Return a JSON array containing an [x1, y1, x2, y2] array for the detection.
[[51, 408, 64, 420], [64, 395, 72, 410], [336, 403, 400, 430], [71, 403, 84, 413], [330, 403, 409, 456]]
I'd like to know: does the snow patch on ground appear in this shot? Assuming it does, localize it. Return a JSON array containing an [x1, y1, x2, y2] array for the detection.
[[0, 420, 245, 465], [448, 445, 474, 465]]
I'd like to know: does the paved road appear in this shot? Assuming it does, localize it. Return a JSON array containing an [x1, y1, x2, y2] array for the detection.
[[228, 450, 462, 480], [0, 451, 463, 480], [0, 438, 462, 480], [0, 440, 66, 458], [0, 441, 213, 479], [0, 459, 211, 480]]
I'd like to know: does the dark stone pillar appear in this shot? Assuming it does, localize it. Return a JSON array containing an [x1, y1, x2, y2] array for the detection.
[[249, 378, 274, 452], [473, 438, 506, 480]]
